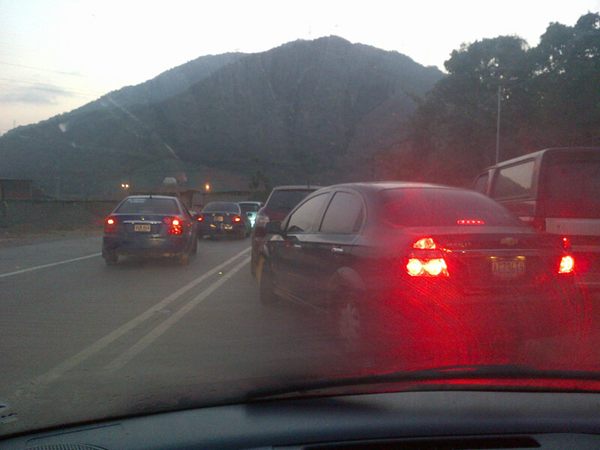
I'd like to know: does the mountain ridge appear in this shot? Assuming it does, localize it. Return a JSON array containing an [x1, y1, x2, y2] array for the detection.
[[0, 36, 444, 197]]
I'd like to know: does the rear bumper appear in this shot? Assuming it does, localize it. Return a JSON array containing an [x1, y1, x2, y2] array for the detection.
[[200, 223, 245, 236], [103, 235, 189, 257]]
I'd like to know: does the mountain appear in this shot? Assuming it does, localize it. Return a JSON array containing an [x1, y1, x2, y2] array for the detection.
[[0, 36, 443, 198]]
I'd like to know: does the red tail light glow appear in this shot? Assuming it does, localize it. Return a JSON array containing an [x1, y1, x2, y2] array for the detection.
[[104, 216, 117, 233], [197, 215, 204, 222], [407, 238, 449, 277], [413, 237, 436, 250], [562, 236, 571, 250], [232, 215, 242, 223], [406, 258, 448, 277], [456, 219, 485, 225], [559, 255, 575, 274], [164, 216, 184, 235]]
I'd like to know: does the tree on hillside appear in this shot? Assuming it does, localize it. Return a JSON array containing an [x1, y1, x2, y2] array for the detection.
[[388, 12, 600, 186], [401, 36, 531, 184], [530, 12, 600, 147]]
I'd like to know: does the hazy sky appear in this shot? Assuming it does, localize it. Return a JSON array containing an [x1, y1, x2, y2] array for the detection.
[[1, 0, 598, 135]]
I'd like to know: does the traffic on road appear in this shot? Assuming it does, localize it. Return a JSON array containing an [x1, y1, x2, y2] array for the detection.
[[2, 4, 600, 448]]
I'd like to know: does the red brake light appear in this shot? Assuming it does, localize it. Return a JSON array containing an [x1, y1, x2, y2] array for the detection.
[[413, 237, 436, 250], [456, 219, 485, 225], [407, 238, 449, 277], [233, 215, 242, 223], [197, 215, 204, 222], [104, 216, 117, 233], [164, 216, 184, 235], [562, 236, 571, 250], [559, 255, 575, 274]]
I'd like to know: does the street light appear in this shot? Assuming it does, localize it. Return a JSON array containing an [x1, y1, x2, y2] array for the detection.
[[121, 183, 130, 190], [204, 182, 211, 192]]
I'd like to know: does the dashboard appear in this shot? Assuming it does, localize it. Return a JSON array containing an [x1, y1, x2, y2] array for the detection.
[[3, 390, 600, 449]]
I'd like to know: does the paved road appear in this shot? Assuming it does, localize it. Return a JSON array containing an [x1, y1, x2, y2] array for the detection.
[[1, 234, 599, 436], [0, 235, 350, 436]]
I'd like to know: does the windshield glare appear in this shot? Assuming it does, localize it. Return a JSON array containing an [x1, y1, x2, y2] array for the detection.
[[1, 1, 599, 441]]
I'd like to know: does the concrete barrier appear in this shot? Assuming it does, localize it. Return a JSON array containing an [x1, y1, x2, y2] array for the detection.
[[0, 200, 118, 232]]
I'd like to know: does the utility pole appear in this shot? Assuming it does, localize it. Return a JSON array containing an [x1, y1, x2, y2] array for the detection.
[[495, 84, 502, 164]]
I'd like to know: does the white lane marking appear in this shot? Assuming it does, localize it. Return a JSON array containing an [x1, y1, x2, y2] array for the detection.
[[0, 253, 101, 279], [105, 256, 250, 372], [19, 247, 250, 390]]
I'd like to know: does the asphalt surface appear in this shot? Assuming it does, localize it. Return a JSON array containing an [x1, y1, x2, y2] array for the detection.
[[1, 234, 599, 437]]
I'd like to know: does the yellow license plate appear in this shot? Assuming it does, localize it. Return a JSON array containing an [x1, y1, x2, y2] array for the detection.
[[214, 216, 224, 222], [134, 224, 151, 232], [492, 259, 525, 278]]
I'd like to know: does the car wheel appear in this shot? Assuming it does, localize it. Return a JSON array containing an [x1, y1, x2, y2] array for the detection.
[[258, 258, 278, 305], [103, 252, 118, 266], [335, 292, 364, 353]]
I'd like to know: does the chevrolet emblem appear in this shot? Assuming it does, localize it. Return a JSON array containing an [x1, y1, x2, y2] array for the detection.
[[500, 237, 518, 246]]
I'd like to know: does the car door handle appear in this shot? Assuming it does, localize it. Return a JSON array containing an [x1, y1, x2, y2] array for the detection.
[[331, 247, 344, 254]]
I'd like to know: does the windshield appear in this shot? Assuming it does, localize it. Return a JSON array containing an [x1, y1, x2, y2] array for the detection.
[[266, 190, 314, 213], [1, 0, 599, 441], [380, 188, 523, 227], [239, 203, 260, 213], [116, 197, 180, 215], [202, 202, 239, 213]]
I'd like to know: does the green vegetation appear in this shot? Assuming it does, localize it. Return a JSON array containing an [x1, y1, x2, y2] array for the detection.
[[381, 12, 600, 185]]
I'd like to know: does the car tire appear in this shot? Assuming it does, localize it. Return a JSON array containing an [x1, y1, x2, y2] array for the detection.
[[258, 258, 278, 305], [103, 252, 118, 266], [333, 291, 365, 353]]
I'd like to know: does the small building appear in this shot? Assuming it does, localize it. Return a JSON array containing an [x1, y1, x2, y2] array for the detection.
[[0, 178, 33, 201]]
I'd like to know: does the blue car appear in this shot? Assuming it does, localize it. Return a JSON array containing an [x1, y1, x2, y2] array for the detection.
[[102, 195, 197, 265]]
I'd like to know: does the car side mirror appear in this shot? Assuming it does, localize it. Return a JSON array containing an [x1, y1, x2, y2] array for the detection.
[[265, 221, 283, 235]]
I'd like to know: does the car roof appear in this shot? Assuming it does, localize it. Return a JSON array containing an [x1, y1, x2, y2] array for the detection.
[[481, 147, 600, 171], [313, 181, 461, 194], [124, 195, 180, 201], [238, 201, 262, 204], [270, 185, 323, 191]]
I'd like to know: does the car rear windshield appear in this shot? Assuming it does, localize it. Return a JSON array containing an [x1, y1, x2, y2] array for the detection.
[[203, 202, 240, 213], [379, 188, 522, 227], [239, 203, 260, 213], [543, 159, 600, 218], [116, 197, 180, 215], [266, 190, 313, 213]]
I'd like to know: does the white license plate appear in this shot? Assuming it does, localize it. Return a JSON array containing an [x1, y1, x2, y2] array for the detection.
[[134, 224, 151, 232], [492, 259, 526, 278], [214, 216, 224, 222]]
